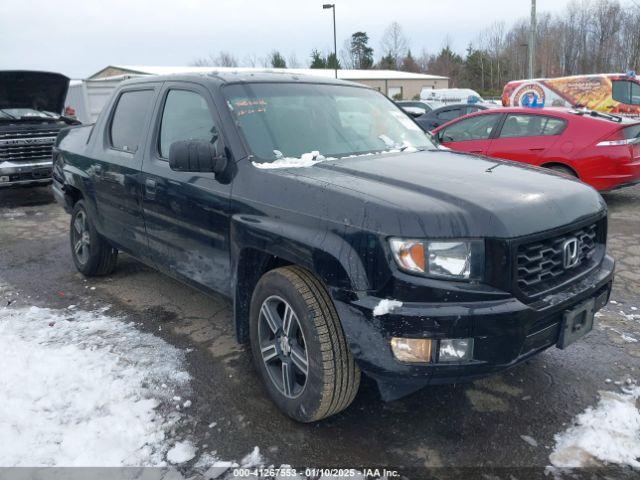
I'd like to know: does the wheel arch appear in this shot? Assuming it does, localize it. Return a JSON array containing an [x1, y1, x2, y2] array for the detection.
[[540, 161, 580, 179], [230, 216, 366, 343]]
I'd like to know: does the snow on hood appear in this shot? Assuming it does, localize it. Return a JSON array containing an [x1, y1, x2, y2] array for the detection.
[[252, 144, 420, 170], [0, 70, 70, 114], [253, 151, 330, 169]]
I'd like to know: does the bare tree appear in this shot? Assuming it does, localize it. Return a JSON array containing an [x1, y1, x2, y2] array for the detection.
[[379, 22, 408, 69], [190, 51, 238, 67]]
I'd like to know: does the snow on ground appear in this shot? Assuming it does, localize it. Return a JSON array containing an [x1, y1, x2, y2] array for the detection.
[[166, 440, 197, 465], [0, 305, 191, 466], [373, 299, 403, 317], [549, 386, 640, 468]]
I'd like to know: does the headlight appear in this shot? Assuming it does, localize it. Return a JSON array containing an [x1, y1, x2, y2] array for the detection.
[[389, 238, 484, 280]]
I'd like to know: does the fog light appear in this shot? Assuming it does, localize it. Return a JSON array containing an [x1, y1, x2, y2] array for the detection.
[[390, 338, 433, 363], [438, 338, 474, 362]]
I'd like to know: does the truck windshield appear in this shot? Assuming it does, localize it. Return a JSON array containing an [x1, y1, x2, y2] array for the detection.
[[223, 83, 436, 162]]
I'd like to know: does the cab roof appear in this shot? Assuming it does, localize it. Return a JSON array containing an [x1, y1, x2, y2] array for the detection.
[[119, 71, 365, 89]]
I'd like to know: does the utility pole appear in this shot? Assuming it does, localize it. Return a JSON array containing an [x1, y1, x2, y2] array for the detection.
[[529, 0, 536, 79], [323, 4, 338, 79]]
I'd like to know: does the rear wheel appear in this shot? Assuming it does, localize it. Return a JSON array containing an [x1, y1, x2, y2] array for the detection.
[[547, 165, 577, 178], [70, 200, 118, 276], [249, 266, 360, 422]]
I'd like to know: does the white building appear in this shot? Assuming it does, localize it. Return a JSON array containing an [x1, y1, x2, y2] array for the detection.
[[89, 65, 449, 100]]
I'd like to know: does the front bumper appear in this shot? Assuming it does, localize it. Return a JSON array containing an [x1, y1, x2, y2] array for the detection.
[[0, 160, 52, 187], [332, 254, 614, 400]]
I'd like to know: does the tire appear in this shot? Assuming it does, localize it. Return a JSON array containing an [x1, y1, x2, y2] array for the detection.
[[70, 200, 118, 276], [249, 266, 360, 422], [548, 165, 577, 178]]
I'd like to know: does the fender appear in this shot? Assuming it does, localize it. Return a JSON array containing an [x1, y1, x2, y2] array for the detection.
[[229, 214, 372, 341]]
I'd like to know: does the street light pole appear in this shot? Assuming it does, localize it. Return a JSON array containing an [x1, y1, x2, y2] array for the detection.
[[323, 4, 337, 79], [529, 0, 536, 79]]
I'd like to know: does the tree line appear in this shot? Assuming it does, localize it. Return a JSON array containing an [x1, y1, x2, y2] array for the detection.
[[192, 0, 640, 97]]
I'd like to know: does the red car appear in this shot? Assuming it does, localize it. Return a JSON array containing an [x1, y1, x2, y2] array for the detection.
[[431, 107, 640, 191]]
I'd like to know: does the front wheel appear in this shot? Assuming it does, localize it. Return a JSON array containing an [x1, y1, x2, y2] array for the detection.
[[249, 266, 360, 422], [70, 200, 118, 276]]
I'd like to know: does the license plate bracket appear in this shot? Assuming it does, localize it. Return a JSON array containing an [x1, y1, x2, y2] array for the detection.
[[557, 298, 595, 349]]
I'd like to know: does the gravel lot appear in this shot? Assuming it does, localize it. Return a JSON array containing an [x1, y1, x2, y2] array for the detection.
[[1, 184, 639, 477]]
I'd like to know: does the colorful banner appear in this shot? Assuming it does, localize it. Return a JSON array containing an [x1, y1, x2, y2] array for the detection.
[[502, 74, 640, 118]]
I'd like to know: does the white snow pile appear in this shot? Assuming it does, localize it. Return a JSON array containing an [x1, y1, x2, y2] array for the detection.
[[252, 151, 330, 169], [166, 440, 197, 465], [0, 305, 191, 467], [549, 386, 640, 468], [373, 299, 403, 317], [194, 447, 264, 479]]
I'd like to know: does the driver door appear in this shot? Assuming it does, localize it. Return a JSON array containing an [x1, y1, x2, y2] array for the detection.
[[141, 82, 233, 295], [437, 113, 503, 155]]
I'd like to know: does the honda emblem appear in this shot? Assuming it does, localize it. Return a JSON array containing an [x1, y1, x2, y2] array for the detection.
[[562, 237, 580, 269]]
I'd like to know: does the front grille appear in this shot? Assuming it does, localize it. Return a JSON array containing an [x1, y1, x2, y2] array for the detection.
[[515, 222, 602, 298], [0, 129, 59, 163]]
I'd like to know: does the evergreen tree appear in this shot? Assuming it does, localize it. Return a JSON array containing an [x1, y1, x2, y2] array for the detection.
[[270, 51, 287, 68], [401, 49, 420, 72], [349, 32, 374, 69], [326, 52, 341, 70], [377, 53, 396, 70], [310, 49, 327, 68]]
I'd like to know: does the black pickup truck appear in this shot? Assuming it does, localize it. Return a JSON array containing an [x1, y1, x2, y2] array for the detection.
[[1, 71, 77, 187], [53, 72, 614, 422]]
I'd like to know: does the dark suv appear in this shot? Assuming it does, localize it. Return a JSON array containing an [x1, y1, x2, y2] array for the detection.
[[52, 73, 614, 422]]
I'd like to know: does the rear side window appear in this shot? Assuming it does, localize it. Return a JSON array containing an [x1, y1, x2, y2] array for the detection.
[[159, 90, 218, 158], [440, 114, 500, 142], [499, 114, 566, 138], [110, 90, 154, 152], [612, 80, 640, 105], [437, 108, 461, 121]]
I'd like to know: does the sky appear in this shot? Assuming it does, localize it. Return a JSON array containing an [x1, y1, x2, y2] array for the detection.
[[1, 0, 576, 79]]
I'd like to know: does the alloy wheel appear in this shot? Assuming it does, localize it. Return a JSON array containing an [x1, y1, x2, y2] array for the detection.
[[72, 210, 90, 266], [258, 295, 309, 398]]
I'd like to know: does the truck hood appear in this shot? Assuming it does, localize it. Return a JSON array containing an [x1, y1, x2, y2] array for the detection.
[[0, 71, 70, 113], [289, 150, 606, 238]]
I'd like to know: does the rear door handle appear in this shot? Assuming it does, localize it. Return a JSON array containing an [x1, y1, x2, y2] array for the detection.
[[144, 178, 157, 199], [529, 148, 545, 152]]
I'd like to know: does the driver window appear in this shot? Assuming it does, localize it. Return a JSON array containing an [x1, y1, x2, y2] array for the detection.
[[159, 89, 218, 158], [440, 115, 499, 142]]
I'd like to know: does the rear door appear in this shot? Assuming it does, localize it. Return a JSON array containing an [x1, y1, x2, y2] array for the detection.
[[486, 113, 566, 165], [438, 113, 503, 155], [141, 81, 233, 295], [92, 85, 158, 257]]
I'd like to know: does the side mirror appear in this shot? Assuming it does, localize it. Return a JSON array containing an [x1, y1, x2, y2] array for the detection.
[[169, 140, 228, 174]]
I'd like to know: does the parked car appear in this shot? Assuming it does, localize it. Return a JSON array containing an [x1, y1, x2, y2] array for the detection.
[[0, 71, 78, 187], [53, 73, 613, 422], [432, 107, 640, 191], [414, 103, 492, 132], [396, 100, 432, 118], [502, 72, 640, 117], [420, 88, 484, 109]]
